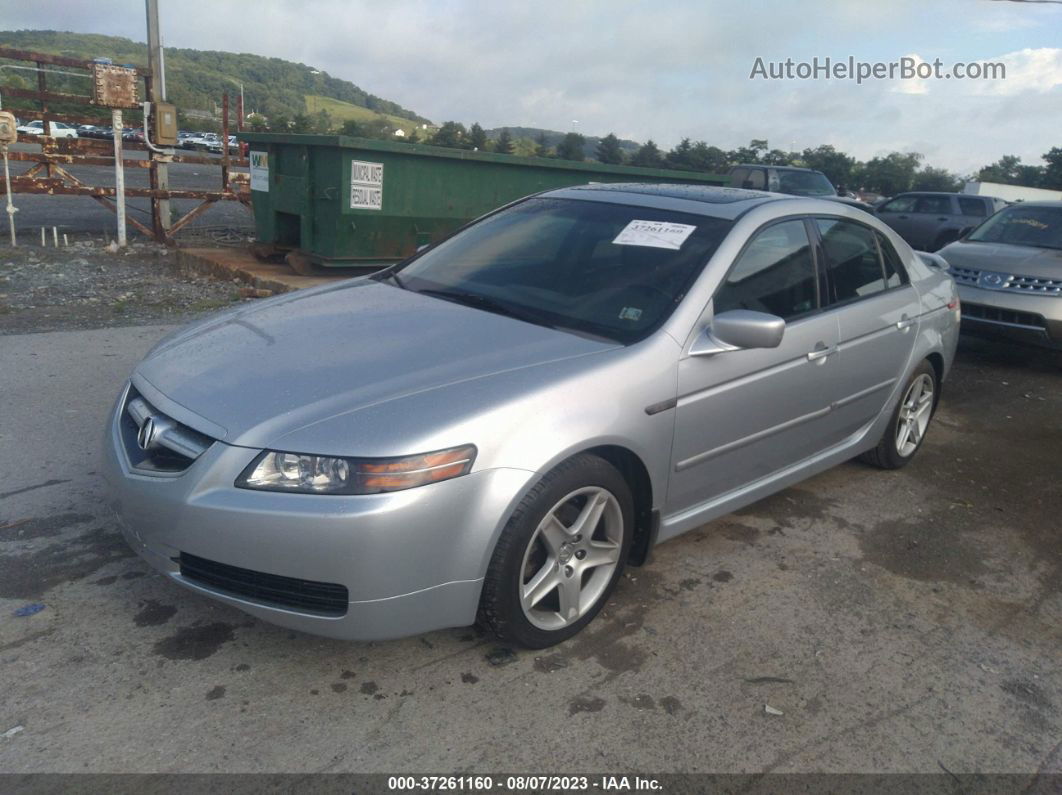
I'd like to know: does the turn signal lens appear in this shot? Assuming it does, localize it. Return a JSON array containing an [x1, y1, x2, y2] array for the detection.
[[237, 445, 476, 495]]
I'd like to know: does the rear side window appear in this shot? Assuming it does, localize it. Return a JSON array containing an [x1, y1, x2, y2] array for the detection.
[[816, 218, 891, 303], [915, 196, 952, 215], [714, 219, 818, 320], [730, 168, 748, 187], [745, 169, 767, 190], [958, 198, 987, 217]]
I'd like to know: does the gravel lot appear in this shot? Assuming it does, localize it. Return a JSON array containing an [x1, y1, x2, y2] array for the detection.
[[0, 258, 1058, 781], [0, 242, 248, 334]]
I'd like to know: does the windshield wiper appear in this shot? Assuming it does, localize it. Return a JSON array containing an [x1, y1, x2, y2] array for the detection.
[[373, 269, 406, 289], [415, 288, 550, 327]]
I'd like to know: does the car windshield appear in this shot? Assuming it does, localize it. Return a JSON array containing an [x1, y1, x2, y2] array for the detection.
[[391, 197, 734, 344], [967, 205, 1062, 250], [778, 171, 836, 197]]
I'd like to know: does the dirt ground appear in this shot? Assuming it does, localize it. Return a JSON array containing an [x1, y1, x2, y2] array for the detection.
[[0, 242, 249, 334]]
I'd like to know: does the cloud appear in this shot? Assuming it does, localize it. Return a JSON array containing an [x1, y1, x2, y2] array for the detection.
[[0, 0, 1057, 173]]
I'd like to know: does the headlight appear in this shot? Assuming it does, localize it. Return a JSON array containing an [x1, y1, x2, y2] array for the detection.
[[236, 444, 477, 495]]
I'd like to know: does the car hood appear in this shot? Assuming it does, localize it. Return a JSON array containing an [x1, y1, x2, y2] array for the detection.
[[940, 240, 1062, 279], [134, 279, 617, 447]]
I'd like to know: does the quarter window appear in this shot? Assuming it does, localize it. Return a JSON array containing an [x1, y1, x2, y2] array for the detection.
[[713, 220, 818, 320], [816, 218, 890, 303], [958, 198, 987, 217]]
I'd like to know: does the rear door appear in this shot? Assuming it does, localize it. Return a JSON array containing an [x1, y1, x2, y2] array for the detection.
[[667, 218, 848, 514], [813, 217, 920, 436], [908, 195, 953, 249]]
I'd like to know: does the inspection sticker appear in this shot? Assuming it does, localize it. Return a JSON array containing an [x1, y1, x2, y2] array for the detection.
[[350, 160, 384, 210], [249, 151, 269, 192], [613, 219, 696, 250]]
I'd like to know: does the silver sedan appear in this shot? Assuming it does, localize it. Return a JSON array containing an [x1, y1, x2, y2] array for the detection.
[[103, 185, 959, 648]]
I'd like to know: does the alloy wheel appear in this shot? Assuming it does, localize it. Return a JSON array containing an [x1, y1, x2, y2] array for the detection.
[[895, 373, 935, 457], [518, 486, 624, 631]]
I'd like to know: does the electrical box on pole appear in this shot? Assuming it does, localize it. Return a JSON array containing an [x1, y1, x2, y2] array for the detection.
[[153, 101, 178, 146]]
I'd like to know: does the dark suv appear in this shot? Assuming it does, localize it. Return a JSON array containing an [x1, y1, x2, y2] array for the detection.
[[875, 192, 1008, 251], [728, 164, 869, 210]]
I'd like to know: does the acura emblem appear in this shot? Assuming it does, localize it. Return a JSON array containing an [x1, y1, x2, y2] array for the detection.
[[137, 416, 158, 450]]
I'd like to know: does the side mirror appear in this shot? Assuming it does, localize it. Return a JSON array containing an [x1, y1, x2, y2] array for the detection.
[[690, 310, 786, 356]]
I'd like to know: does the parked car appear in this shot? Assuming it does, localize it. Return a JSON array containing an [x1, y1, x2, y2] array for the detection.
[[185, 132, 219, 151], [122, 127, 145, 143], [938, 201, 1062, 349], [16, 120, 78, 138], [103, 184, 959, 648], [875, 192, 1008, 252], [207, 135, 241, 155], [728, 164, 871, 211]]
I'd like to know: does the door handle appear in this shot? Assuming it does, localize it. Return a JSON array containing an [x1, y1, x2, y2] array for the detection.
[[807, 343, 837, 362], [897, 214, 909, 219], [936, 217, 948, 221], [896, 316, 916, 332]]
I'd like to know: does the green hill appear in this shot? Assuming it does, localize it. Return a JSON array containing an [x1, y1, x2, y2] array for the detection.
[[0, 29, 431, 127], [304, 95, 427, 135]]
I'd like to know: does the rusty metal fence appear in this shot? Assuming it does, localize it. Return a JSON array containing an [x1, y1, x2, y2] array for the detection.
[[0, 45, 250, 243]]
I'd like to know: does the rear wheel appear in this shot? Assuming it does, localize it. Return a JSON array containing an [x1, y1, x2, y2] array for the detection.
[[860, 360, 938, 469], [478, 454, 632, 648]]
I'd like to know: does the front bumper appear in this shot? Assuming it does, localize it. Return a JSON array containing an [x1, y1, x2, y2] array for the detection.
[[102, 387, 532, 641], [956, 285, 1062, 350]]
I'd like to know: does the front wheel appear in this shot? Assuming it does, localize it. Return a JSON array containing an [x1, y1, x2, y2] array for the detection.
[[478, 454, 633, 648], [860, 360, 938, 469]]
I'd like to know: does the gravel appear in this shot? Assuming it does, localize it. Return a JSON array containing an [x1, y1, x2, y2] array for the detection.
[[0, 241, 248, 335]]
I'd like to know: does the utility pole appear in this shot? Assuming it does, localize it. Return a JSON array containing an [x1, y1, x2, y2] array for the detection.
[[145, 0, 170, 237]]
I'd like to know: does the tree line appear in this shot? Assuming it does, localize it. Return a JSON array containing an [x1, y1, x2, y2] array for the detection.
[[289, 115, 1062, 197]]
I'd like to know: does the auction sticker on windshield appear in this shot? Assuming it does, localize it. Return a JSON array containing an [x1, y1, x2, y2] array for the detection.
[[351, 160, 384, 210], [613, 219, 696, 250]]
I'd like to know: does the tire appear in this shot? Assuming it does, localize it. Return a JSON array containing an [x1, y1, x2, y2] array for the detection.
[[478, 454, 633, 649], [860, 359, 938, 469]]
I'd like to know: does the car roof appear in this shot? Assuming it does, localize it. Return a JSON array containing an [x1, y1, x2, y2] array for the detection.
[[1002, 200, 1062, 208], [542, 183, 798, 220], [731, 164, 825, 174], [891, 191, 965, 197]]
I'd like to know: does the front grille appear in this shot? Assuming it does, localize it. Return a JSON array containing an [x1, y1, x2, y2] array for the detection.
[[961, 302, 1047, 330], [120, 386, 214, 472], [179, 552, 349, 616], [951, 264, 1062, 296]]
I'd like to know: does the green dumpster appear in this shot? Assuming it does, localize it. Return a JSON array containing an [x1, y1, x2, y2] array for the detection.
[[239, 133, 727, 270]]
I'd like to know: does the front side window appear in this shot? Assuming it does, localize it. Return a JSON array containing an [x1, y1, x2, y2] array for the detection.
[[816, 218, 890, 303], [713, 219, 818, 320], [880, 196, 917, 214], [967, 205, 1062, 250], [395, 198, 735, 344]]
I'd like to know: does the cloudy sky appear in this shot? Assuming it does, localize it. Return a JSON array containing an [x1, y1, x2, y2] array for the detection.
[[2, 0, 1060, 175]]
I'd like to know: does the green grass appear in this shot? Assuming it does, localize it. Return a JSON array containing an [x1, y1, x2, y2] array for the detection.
[[304, 95, 427, 135]]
